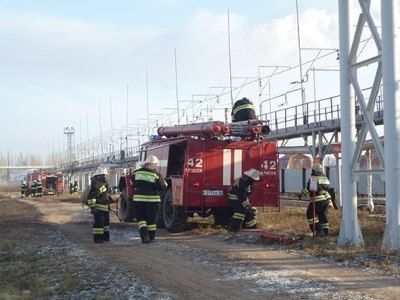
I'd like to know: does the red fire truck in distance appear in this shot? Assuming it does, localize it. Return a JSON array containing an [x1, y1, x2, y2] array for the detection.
[[25, 170, 64, 196], [118, 121, 279, 232]]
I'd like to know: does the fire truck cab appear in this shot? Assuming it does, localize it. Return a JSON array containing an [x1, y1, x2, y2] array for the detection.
[[118, 121, 279, 232]]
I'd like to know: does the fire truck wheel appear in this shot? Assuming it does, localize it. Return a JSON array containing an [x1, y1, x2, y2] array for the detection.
[[120, 189, 135, 222], [155, 202, 165, 228], [163, 189, 187, 233]]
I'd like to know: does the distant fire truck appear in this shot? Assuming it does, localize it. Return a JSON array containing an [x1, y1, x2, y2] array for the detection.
[[25, 170, 64, 196], [118, 120, 279, 232]]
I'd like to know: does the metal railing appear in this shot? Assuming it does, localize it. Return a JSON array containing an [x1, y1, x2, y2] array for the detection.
[[259, 92, 384, 133], [60, 145, 141, 171]]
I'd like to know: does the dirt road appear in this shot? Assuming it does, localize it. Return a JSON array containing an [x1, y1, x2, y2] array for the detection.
[[1, 194, 400, 299]]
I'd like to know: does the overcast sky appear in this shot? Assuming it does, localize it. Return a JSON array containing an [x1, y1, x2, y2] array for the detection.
[[0, 0, 383, 158]]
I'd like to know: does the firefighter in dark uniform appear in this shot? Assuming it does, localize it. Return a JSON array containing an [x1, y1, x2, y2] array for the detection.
[[131, 155, 167, 244], [73, 180, 78, 194], [228, 168, 261, 232], [31, 180, 37, 197], [87, 166, 111, 244], [36, 179, 43, 197], [298, 163, 332, 237], [20, 181, 27, 198], [231, 97, 257, 122]]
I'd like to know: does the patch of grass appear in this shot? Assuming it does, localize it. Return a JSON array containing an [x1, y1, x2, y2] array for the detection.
[[58, 271, 84, 294], [28, 278, 53, 297], [0, 247, 84, 298], [257, 206, 400, 272], [0, 199, 85, 299], [0, 239, 17, 253], [0, 285, 22, 299]]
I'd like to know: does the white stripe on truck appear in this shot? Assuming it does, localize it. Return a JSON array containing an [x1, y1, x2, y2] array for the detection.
[[234, 149, 242, 179], [223, 149, 231, 185]]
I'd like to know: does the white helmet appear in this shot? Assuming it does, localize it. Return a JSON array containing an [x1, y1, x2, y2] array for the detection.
[[92, 166, 109, 177], [144, 155, 159, 165], [312, 163, 323, 173], [244, 168, 261, 181]]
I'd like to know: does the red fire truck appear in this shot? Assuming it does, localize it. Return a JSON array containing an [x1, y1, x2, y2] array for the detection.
[[118, 121, 279, 232], [25, 170, 64, 196]]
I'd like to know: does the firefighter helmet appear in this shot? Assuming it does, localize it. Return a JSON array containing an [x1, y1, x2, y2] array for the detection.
[[92, 166, 109, 177], [244, 168, 261, 181], [144, 155, 159, 165], [312, 163, 323, 173]]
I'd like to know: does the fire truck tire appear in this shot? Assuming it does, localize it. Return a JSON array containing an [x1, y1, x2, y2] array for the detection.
[[120, 189, 135, 222], [163, 189, 187, 232], [156, 202, 165, 228]]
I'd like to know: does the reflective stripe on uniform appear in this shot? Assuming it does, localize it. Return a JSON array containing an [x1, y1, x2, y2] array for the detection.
[[103, 226, 109, 232], [147, 224, 157, 231], [232, 103, 255, 115], [242, 199, 250, 207], [137, 221, 147, 229], [133, 194, 161, 202], [99, 185, 107, 193], [314, 195, 326, 202], [233, 212, 245, 220], [323, 191, 331, 201], [93, 228, 104, 234], [317, 176, 330, 185], [228, 193, 238, 200], [320, 223, 329, 229], [302, 187, 310, 197], [308, 218, 319, 224], [134, 170, 159, 183], [88, 199, 96, 206], [95, 204, 109, 211], [246, 219, 257, 227]]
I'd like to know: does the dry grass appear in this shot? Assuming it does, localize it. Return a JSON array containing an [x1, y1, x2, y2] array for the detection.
[[0, 199, 84, 298], [257, 206, 400, 272], [0, 182, 20, 193]]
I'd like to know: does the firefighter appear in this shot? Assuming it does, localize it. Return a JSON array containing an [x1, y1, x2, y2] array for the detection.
[[36, 179, 43, 197], [20, 181, 27, 198], [73, 180, 78, 194], [231, 97, 257, 122], [31, 180, 37, 197], [298, 163, 332, 237], [131, 155, 167, 244], [228, 168, 261, 232], [69, 182, 74, 194], [87, 166, 111, 244]]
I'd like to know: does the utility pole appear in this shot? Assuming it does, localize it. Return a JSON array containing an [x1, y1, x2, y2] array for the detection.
[[98, 102, 103, 156], [146, 69, 150, 135], [337, 0, 363, 246], [126, 85, 129, 129], [174, 48, 180, 124], [110, 96, 113, 131], [227, 10, 234, 107], [295, 0, 306, 124], [86, 112, 89, 141], [63, 127, 75, 162], [382, 0, 400, 250]]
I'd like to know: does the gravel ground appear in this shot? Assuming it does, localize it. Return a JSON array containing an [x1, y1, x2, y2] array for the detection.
[[1, 195, 400, 299]]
